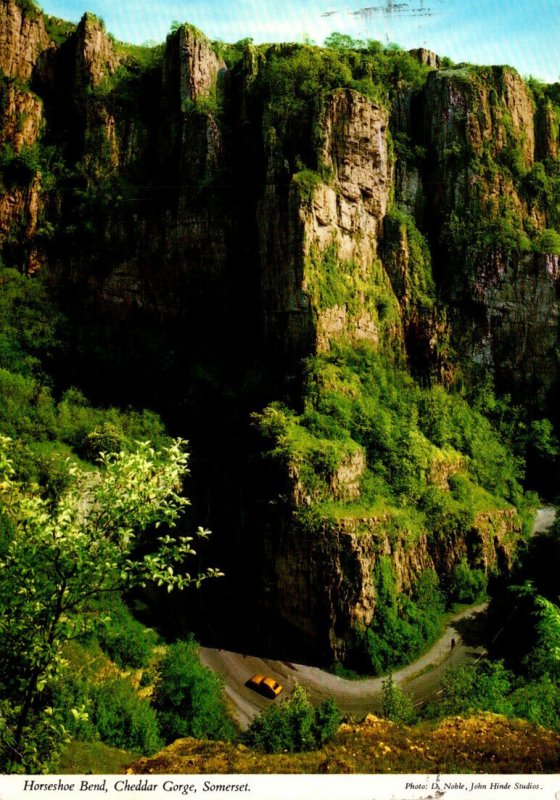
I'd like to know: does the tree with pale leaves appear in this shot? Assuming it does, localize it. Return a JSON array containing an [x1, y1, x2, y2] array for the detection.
[[0, 435, 222, 771]]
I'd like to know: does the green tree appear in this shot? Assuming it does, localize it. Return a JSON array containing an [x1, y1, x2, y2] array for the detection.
[[524, 595, 560, 681], [93, 596, 158, 669], [0, 436, 222, 772], [510, 676, 560, 731], [243, 684, 341, 753], [88, 678, 162, 754], [426, 661, 513, 719], [381, 674, 417, 724], [152, 637, 237, 743], [0, 267, 62, 376], [324, 32, 366, 51], [446, 558, 487, 604]]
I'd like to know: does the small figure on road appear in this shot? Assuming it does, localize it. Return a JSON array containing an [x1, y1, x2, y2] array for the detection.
[[451, 637, 456, 649]]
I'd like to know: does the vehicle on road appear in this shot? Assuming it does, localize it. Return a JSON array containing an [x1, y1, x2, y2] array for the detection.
[[246, 674, 283, 699]]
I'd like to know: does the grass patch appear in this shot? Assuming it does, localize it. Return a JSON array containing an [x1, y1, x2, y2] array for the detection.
[[59, 741, 134, 774], [44, 15, 75, 45]]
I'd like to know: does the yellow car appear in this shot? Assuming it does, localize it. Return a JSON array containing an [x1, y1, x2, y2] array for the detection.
[[246, 674, 284, 699]]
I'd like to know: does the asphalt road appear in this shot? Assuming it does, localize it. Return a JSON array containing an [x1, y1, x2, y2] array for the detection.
[[200, 506, 557, 728], [200, 602, 488, 727]]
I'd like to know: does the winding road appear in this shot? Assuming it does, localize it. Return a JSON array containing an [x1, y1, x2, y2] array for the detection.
[[200, 506, 557, 728]]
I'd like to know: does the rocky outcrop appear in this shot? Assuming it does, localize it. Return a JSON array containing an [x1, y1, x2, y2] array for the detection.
[[260, 88, 397, 356], [0, 81, 43, 150], [258, 130, 315, 356], [319, 89, 390, 233], [72, 14, 120, 172], [424, 66, 535, 172], [408, 47, 440, 69], [29, 18, 228, 317], [163, 25, 225, 109], [470, 250, 560, 397], [0, 69, 44, 271], [263, 505, 520, 662], [127, 713, 560, 774], [74, 13, 118, 91], [535, 99, 559, 161], [0, 0, 52, 82], [0, 176, 41, 259], [413, 64, 560, 402]]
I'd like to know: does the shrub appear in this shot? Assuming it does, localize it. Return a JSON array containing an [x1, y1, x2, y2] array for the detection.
[[381, 674, 417, 724], [152, 638, 237, 743], [292, 169, 322, 203], [243, 684, 341, 753], [94, 598, 158, 669], [424, 661, 513, 719], [446, 558, 487, 604], [356, 561, 446, 674], [48, 670, 96, 744], [523, 595, 560, 682], [534, 228, 560, 255], [510, 677, 560, 731], [0, 145, 41, 188], [0, 267, 62, 377], [82, 422, 125, 460], [89, 678, 162, 755]]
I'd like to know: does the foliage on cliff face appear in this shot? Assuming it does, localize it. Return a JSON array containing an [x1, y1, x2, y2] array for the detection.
[[254, 339, 535, 668], [245, 39, 430, 173], [13, 0, 41, 19], [256, 343, 525, 518]]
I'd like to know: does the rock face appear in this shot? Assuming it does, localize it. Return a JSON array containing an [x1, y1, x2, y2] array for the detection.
[[469, 251, 560, 398], [410, 64, 560, 403], [163, 25, 225, 107], [1, 19, 557, 663], [0, 82, 43, 151], [0, 0, 52, 82], [408, 48, 440, 69], [260, 88, 396, 357], [424, 66, 535, 172], [0, 58, 45, 271], [74, 13, 118, 90], [310, 89, 393, 351], [263, 499, 519, 663]]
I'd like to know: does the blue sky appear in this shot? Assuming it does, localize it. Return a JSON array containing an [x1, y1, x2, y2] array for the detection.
[[37, 0, 560, 83]]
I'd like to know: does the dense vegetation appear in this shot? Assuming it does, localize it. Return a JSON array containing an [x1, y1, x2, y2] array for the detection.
[[153, 638, 237, 743], [0, 431, 226, 771], [255, 341, 539, 672], [244, 685, 341, 754], [0, 263, 233, 772], [409, 530, 560, 733]]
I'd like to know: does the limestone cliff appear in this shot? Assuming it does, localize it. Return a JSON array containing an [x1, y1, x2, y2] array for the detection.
[[417, 66, 559, 401], [0, 82, 43, 151], [0, 0, 52, 82], [259, 87, 397, 357], [258, 439, 519, 662], [0, 12, 557, 665], [0, 55, 45, 270]]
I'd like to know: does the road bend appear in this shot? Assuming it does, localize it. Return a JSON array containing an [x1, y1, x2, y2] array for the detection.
[[200, 506, 556, 728]]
